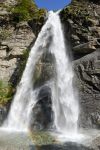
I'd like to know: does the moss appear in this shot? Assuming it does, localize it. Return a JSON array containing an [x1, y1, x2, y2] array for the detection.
[[30, 131, 56, 145], [10, 0, 46, 23], [0, 80, 14, 106]]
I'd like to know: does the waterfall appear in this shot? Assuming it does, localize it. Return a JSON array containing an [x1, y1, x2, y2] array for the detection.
[[49, 12, 79, 134], [3, 11, 79, 135]]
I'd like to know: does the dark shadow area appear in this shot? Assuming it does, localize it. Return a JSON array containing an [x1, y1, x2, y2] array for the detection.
[[28, 17, 47, 36], [29, 86, 53, 130], [29, 142, 93, 150], [61, 20, 73, 61]]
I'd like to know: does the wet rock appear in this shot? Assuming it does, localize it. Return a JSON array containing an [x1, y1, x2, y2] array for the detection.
[[36, 142, 93, 150], [0, 106, 8, 125], [34, 52, 55, 88], [29, 86, 53, 131]]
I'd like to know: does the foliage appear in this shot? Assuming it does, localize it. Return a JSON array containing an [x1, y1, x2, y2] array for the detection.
[[10, 0, 46, 23], [0, 80, 14, 106]]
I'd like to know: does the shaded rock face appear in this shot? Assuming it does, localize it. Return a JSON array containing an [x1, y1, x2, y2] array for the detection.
[[74, 50, 100, 128], [34, 52, 55, 89], [0, 104, 10, 126], [0, 107, 7, 126], [36, 142, 93, 150], [29, 86, 53, 131]]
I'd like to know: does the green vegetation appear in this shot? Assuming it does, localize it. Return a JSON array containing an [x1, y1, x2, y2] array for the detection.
[[30, 131, 56, 145], [0, 80, 14, 106], [10, 0, 46, 23]]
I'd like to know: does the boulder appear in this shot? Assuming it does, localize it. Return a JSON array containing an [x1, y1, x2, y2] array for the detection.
[[73, 40, 99, 54]]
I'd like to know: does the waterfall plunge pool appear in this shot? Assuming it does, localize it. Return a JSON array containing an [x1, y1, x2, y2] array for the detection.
[[0, 128, 100, 150]]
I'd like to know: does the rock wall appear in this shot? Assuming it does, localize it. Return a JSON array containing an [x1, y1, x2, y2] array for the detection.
[[0, 0, 36, 82], [60, 0, 100, 57], [74, 50, 100, 128], [60, 0, 100, 129]]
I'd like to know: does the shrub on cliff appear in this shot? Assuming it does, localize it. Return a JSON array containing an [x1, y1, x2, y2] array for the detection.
[[0, 81, 14, 106], [10, 0, 46, 23]]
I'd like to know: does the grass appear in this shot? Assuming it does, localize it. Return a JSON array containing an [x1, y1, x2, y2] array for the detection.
[[0, 80, 14, 106]]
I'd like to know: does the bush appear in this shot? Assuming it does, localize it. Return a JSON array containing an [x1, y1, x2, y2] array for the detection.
[[10, 0, 45, 23], [0, 80, 14, 106]]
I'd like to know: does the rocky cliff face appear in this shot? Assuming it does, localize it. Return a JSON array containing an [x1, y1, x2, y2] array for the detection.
[[0, 0, 36, 82], [60, 0, 100, 129]]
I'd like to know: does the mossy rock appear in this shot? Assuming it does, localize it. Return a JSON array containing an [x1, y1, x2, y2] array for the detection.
[[29, 131, 57, 145]]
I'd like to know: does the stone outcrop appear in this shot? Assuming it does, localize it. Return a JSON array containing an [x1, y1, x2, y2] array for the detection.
[[74, 50, 100, 128], [60, 0, 100, 129], [60, 0, 100, 57]]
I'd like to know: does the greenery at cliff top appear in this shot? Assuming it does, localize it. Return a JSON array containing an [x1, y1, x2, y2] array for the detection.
[[10, 0, 46, 22], [0, 80, 14, 106]]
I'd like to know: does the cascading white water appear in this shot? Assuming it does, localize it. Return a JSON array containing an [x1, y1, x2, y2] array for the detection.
[[3, 11, 79, 136], [3, 13, 53, 130], [49, 12, 79, 134]]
